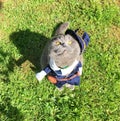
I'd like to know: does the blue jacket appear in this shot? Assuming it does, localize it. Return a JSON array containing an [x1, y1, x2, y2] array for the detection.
[[43, 61, 82, 88]]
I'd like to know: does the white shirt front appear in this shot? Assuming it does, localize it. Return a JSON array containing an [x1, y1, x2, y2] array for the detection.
[[49, 58, 81, 76]]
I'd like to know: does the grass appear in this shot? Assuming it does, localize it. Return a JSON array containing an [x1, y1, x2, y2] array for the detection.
[[0, 0, 120, 121]]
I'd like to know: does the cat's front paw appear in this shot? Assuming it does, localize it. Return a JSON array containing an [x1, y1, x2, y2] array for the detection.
[[65, 84, 75, 90], [36, 70, 47, 82]]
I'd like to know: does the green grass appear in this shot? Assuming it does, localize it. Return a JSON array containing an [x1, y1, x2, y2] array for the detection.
[[0, 0, 120, 121]]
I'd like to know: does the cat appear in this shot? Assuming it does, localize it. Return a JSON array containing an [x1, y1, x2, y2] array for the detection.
[[36, 22, 90, 90]]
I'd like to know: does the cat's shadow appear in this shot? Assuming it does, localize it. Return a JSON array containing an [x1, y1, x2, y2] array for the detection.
[[9, 23, 63, 72], [9, 29, 49, 72]]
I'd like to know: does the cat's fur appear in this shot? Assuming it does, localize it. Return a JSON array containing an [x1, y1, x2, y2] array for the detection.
[[40, 22, 83, 69]]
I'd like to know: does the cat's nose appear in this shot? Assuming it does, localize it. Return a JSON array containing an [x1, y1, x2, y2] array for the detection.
[[61, 43, 66, 47]]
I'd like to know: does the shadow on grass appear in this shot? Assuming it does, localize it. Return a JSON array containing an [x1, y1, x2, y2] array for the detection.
[[0, 48, 15, 83], [0, 97, 24, 121], [0, 1, 3, 10], [9, 29, 49, 72]]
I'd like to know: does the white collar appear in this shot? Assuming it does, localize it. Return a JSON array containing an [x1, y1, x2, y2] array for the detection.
[[49, 58, 79, 76]]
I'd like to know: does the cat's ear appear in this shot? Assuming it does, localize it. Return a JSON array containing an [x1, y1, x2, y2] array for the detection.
[[54, 22, 69, 36]]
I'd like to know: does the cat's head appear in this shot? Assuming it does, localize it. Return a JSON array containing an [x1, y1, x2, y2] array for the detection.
[[48, 22, 90, 68]]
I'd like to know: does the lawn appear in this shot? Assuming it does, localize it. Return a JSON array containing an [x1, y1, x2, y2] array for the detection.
[[0, 0, 120, 121]]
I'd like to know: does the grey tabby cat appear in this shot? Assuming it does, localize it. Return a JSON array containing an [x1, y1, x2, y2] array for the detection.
[[36, 22, 90, 90]]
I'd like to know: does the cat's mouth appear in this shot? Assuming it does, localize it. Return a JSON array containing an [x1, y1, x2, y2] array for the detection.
[[57, 50, 66, 56]]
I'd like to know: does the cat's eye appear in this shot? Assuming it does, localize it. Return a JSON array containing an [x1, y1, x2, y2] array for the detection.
[[68, 40, 72, 45], [55, 41, 61, 45]]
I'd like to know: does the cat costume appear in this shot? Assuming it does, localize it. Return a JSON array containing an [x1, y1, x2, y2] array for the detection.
[[36, 29, 90, 88]]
